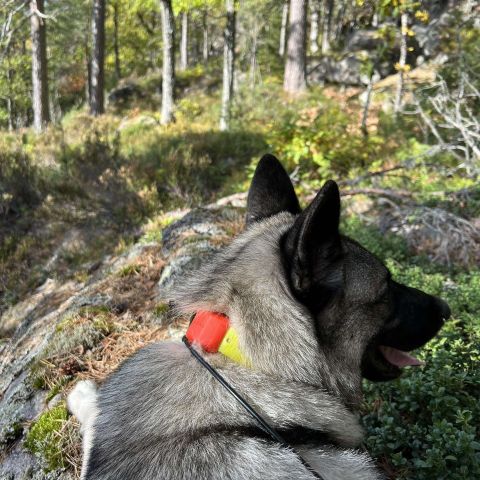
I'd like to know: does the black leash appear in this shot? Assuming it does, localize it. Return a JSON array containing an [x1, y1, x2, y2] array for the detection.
[[182, 336, 325, 480]]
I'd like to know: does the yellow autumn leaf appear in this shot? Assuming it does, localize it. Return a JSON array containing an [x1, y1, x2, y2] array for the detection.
[[415, 10, 429, 23]]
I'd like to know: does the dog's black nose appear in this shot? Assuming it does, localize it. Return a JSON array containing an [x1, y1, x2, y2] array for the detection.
[[435, 298, 451, 321]]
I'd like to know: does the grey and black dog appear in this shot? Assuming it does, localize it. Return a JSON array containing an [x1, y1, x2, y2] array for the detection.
[[68, 155, 451, 480]]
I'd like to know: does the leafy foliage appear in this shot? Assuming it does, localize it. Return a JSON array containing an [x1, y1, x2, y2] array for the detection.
[[345, 220, 480, 479]]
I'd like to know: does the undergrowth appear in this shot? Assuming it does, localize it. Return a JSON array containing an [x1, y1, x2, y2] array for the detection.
[[343, 219, 480, 479]]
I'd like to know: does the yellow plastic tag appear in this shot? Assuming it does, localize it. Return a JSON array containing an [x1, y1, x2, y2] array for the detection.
[[218, 327, 251, 367]]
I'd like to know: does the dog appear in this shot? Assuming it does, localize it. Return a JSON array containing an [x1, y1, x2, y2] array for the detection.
[[68, 154, 450, 479]]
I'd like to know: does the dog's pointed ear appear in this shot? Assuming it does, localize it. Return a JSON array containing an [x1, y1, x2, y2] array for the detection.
[[283, 180, 341, 295], [246, 154, 301, 225]]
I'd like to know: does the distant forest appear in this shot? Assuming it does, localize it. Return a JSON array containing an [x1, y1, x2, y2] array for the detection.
[[1, 0, 477, 135]]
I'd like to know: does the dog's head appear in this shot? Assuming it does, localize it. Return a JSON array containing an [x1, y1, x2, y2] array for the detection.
[[245, 155, 450, 383], [175, 155, 450, 401]]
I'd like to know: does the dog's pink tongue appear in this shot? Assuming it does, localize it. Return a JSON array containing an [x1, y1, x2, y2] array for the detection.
[[379, 346, 425, 367]]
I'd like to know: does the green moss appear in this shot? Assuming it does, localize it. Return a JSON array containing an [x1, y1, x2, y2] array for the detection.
[[152, 302, 170, 317], [25, 404, 69, 471]]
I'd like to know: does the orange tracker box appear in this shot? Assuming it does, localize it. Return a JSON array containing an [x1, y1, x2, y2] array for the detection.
[[185, 311, 229, 353]]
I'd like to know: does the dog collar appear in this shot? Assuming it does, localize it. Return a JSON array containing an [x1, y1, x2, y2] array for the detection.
[[185, 311, 251, 367]]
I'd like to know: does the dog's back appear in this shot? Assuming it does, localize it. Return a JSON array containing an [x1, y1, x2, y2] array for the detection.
[[71, 342, 380, 480]]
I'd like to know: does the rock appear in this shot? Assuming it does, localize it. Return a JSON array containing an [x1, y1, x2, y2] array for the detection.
[[107, 83, 144, 107], [345, 29, 384, 52], [309, 53, 393, 86], [158, 206, 242, 293], [412, 12, 455, 58], [0, 200, 243, 479]]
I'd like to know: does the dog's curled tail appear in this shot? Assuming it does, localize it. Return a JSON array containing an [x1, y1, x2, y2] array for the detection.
[[67, 380, 98, 429]]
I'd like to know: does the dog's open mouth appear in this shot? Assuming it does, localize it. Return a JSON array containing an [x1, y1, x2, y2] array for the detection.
[[362, 344, 425, 381], [378, 345, 424, 368]]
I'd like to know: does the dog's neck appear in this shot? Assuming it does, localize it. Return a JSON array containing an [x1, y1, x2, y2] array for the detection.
[[172, 213, 364, 408]]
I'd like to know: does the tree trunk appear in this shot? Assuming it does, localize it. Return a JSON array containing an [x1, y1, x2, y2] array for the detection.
[[283, 0, 307, 94], [160, 0, 175, 125], [309, 0, 319, 54], [250, 21, 259, 89], [180, 11, 188, 71], [361, 71, 375, 137], [219, 0, 236, 131], [90, 0, 105, 116], [394, 12, 408, 114], [279, 0, 289, 57], [6, 61, 15, 131], [113, 1, 121, 81], [202, 10, 209, 62], [321, 0, 334, 54], [30, 0, 50, 132]]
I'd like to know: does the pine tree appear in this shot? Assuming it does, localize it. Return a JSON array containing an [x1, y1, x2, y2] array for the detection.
[[283, 0, 307, 94]]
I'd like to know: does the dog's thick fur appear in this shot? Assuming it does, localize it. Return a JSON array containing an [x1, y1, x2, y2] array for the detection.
[[69, 155, 450, 479]]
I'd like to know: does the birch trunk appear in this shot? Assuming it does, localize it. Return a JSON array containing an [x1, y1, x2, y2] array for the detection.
[[309, 0, 319, 54], [180, 11, 188, 71], [160, 0, 175, 125], [394, 12, 408, 114], [30, 0, 50, 132], [219, 0, 236, 131], [279, 1, 289, 57], [90, 0, 105, 116], [361, 72, 375, 137], [202, 11, 209, 62], [321, 0, 334, 54], [283, 0, 307, 94]]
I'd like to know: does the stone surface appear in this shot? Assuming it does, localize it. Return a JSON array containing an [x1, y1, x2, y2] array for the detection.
[[0, 200, 242, 479], [158, 206, 241, 293]]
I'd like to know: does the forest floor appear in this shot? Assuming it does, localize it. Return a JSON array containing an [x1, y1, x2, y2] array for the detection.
[[1, 66, 479, 479]]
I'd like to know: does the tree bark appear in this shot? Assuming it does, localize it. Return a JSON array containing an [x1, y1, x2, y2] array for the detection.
[[90, 0, 105, 116], [309, 0, 319, 54], [394, 12, 408, 114], [6, 58, 15, 131], [113, 1, 121, 81], [361, 71, 375, 137], [160, 0, 175, 125], [321, 0, 334, 54], [279, 0, 289, 57], [250, 20, 259, 88], [219, 0, 236, 131], [283, 0, 307, 94], [202, 10, 209, 62], [30, 0, 50, 132], [180, 11, 188, 71]]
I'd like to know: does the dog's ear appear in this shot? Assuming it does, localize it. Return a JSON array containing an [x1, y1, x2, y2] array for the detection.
[[246, 154, 300, 225], [283, 180, 341, 295]]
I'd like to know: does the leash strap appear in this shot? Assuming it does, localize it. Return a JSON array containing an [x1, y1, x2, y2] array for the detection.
[[182, 336, 325, 480]]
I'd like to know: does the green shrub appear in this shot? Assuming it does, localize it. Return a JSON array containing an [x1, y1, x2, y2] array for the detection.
[[348, 220, 480, 479], [363, 324, 480, 480], [266, 100, 385, 178]]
